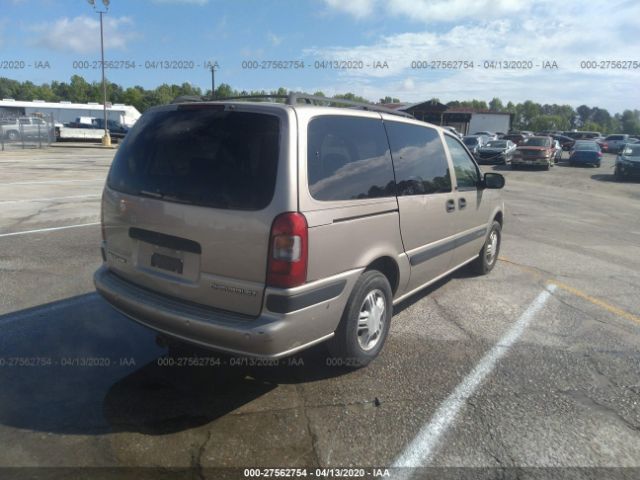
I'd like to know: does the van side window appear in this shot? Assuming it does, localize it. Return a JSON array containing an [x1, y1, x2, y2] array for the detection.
[[385, 122, 451, 196], [307, 116, 396, 201], [445, 135, 480, 190]]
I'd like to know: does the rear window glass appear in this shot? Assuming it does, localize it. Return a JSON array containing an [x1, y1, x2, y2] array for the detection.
[[107, 109, 280, 210], [576, 143, 598, 151], [522, 137, 551, 146], [307, 115, 395, 201]]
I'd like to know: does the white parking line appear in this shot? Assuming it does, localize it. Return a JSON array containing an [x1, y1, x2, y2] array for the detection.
[[392, 284, 557, 472], [0, 194, 100, 204], [0, 222, 99, 238]]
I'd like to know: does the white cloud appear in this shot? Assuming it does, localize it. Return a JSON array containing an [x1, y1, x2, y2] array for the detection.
[[268, 32, 282, 46], [308, 1, 640, 113], [29, 15, 138, 54], [386, 0, 525, 22], [323, 0, 529, 22], [323, 0, 376, 19]]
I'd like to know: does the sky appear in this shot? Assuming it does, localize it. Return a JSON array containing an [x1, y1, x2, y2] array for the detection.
[[1, 0, 639, 113]]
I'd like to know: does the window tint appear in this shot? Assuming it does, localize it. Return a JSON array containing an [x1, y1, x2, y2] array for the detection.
[[108, 109, 280, 211], [385, 122, 451, 196], [307, 116, 395, 201], [445, 135, 480, 189]]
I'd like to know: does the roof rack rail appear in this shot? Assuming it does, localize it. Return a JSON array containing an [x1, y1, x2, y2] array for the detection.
[[170, 93, 413, 118], [285, 93, 414, 118]]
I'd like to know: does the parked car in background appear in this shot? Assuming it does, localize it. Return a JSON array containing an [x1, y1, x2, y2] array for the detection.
[[93, 97, 506, 365], [462, 135, 485, 156], [495, 132, 506, 138], [64, 116, 129, 141], [443, 126, 463, 138], [568, 141, 602, 167], [615, 143, 640, 180], [92, 118, 130, 140], [511, 136, 555, 170], [599, 134, 630, 153], [553, 140, 563, 163], [476, 139, 517, 165], [473, 131, 498, 141], [502, 133, 526, 146], [551, 134, 576, 151], [1, 116, 52, 141], [564, 131, 602, 140]]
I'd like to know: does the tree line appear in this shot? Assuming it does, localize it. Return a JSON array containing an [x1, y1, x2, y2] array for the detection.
[[1, 76, 638, 134]]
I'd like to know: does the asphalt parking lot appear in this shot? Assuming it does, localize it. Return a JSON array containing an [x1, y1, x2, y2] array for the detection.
[[1, 146, 639, 477]]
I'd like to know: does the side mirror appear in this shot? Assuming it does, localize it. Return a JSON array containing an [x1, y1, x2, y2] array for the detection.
[[482, 172, 505, 189]]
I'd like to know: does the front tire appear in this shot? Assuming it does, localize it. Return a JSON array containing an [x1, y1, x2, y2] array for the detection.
[[328, 270, 392, 368], [470, 221, 502, 275], [614, 167, 624, 181]]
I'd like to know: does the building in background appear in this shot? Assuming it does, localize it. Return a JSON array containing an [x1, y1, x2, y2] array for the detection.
[[0, 99, 141, 127], [385, 100, 513, 135]]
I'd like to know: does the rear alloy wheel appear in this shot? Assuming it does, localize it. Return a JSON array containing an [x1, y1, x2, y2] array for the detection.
[[328, 270, 392, 367], [470, 221, 502, 275]]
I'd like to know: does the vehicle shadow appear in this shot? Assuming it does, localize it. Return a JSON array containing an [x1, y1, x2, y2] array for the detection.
[[591, 173, 640, 183], [555, 162, 599, 169], [0, 293, 351, 436]]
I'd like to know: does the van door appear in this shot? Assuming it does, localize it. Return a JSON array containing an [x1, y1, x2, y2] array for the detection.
[[443, 134, 492, 265], [385, 121, 458, 291]]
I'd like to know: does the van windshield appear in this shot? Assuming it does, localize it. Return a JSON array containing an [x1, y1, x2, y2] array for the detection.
[[107, 108, 280, 210]]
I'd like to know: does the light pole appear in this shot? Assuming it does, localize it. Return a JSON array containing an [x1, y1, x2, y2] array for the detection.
[[210, 64, 217, 99], [88, 0, 111, 146]]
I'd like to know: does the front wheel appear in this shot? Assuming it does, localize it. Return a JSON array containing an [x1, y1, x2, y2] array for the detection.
[[614, 167, 624, 181], [469, 221, 502, 275], [328, 270, 392, 368]]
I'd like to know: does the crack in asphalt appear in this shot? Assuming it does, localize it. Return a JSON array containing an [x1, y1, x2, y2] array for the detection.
[[295, 384, 321, 467], [191, 429, 212, 479], [431, 296, 475, 340], [560, 389, 640, 434]]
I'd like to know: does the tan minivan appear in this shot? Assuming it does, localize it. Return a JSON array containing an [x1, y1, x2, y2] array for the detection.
[[94, 94, 505, 366]]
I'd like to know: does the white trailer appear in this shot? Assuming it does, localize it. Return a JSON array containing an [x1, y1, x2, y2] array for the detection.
[[468, 113, 511, 134], [0, 99, 140, 127]]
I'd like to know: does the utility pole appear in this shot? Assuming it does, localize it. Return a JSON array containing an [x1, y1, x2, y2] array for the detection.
[[210, 64, 217, 99], [88, 0, 111, 147]]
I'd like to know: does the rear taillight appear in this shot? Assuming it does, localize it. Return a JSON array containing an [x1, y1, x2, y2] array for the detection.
[[267, 212, 308, 288], [597, 151, 603, 157]]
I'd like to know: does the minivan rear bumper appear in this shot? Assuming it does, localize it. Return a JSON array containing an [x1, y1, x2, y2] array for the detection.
[[94, 265, 359, 358]]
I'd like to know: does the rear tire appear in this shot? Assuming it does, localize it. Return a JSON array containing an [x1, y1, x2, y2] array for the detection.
[[469, 221, 502, 276], [328, 270, 392, 368], [614, 167, 624, 181]]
